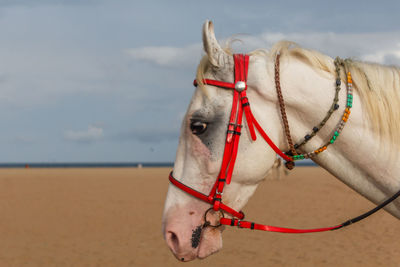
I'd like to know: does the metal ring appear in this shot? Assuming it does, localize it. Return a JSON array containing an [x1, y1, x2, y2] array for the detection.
[[203, 208, 224, 228]]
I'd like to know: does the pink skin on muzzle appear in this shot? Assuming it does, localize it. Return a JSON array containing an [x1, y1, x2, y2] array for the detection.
[[163, 202, 223, 261]]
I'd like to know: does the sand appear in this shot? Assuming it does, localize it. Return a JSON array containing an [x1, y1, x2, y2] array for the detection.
[[0, 167, 399, 266]]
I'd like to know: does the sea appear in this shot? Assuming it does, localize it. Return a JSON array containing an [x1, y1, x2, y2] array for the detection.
[[0, 160, 316, 168]]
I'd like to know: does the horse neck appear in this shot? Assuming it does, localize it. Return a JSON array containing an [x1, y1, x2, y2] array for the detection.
[[265, 57, 400, 218]]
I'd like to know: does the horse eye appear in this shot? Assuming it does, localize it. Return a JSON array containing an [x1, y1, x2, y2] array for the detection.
[[190, 121, 207, 135]]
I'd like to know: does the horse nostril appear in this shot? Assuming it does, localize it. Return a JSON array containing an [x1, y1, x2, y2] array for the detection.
[[166, 231, 180, 253]]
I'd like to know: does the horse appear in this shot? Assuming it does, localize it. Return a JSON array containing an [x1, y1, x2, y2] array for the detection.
[[162, 20, 400, 261]]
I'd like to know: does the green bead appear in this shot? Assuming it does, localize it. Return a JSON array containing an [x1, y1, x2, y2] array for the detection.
[[330, 139, 334, 144]]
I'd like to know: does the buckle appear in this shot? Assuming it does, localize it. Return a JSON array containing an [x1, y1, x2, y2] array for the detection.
[[215, 190, 223, 195]]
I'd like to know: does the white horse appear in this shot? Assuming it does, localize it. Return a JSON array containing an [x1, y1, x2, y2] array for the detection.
[[162, 20, 400, 261]]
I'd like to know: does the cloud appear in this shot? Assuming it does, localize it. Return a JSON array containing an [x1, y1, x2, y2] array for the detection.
[[240, 32, 400, 65], [65, 125, 104, 144], [126, 43, 202, 68], [127, 32, 400, 67], [111, 128, 178, 143]]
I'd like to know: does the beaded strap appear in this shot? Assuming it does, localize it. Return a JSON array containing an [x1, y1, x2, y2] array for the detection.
[[291, 57, 343, 151], [289, 58, 353, 161]]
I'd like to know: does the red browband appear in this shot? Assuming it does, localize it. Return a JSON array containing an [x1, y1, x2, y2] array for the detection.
[[169, 54, 400, 233]]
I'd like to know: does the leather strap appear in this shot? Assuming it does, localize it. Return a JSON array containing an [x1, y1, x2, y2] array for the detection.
[[220, 218, 341, 233]]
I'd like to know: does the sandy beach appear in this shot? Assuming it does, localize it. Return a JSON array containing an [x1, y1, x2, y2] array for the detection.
[[0, 167, 399, 266]]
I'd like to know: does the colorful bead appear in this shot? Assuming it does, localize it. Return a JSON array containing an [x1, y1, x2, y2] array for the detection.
[[288, 58, 353, 161], [290, 57, 344, 151]]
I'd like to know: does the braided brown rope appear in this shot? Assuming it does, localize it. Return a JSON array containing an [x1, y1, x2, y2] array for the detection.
[[274, 54, 296, 169]]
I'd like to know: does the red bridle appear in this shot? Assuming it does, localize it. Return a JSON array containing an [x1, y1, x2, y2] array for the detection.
[[169, 54, 400, 233]]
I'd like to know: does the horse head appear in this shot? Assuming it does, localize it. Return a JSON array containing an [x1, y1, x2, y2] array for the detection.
[[162, 20, 282, 261]]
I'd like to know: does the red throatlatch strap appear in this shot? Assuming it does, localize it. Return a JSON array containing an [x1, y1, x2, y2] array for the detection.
[[251, 112, 292, 162], [241, 92, 257, 141]]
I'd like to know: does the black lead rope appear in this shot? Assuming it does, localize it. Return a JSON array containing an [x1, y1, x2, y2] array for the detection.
[[334, 188, 400, 230]]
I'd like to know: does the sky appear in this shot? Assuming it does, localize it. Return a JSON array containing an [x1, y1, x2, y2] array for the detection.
[[1, 0, 400, 163]]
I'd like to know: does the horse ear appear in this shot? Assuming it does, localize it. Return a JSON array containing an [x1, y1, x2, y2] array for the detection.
[[202, 20, 230, 68]]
